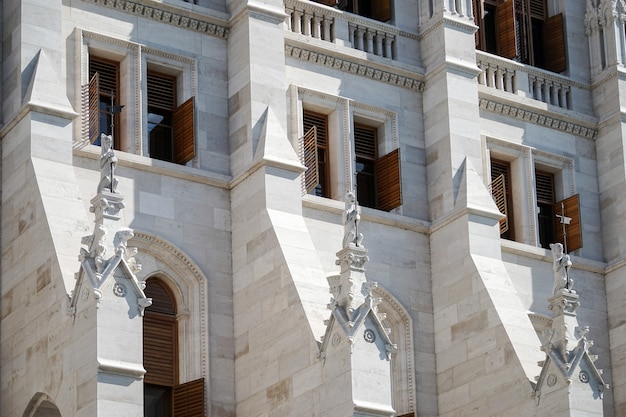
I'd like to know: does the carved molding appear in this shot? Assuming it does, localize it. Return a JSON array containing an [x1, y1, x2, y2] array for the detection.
[[130, 231, 209, 384], [285, 44, 424, 92], [479, 97, 598, 139], [79, 0, 229, 39]]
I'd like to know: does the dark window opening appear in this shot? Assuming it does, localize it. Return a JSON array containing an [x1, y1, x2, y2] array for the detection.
[[316, 0, 392, 22], [148, 72, 176, 163], [88, 56, 121, 149], [535, 170, 555, 249]]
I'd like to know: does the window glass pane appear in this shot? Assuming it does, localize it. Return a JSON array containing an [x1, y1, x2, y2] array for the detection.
[[145, 384, 172, 417]]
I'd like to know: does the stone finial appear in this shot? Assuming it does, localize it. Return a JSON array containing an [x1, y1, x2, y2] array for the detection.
[[342, 191, 363, 248], [550, 243, 573, 295]]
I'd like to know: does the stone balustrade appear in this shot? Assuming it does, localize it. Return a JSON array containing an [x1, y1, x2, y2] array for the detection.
[[284, 0, 398, 60], [477, 52, 578, 111]]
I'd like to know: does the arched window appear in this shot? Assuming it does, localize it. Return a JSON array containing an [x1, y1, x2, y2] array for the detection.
[[143, 277, 206, 417], [144, 278, 178, 417]]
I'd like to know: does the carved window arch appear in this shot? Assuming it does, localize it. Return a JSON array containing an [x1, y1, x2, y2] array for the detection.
[[373, 286, 416, 415], [22, 393, 62, 417]]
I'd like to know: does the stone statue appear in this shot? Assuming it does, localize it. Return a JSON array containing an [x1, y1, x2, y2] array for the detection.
[[97, 134, 118, 194], [550, 242, 573, 294], [342, 191, 363, 248]]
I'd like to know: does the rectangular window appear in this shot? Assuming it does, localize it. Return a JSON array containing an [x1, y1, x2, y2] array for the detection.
[[490, 158, 515, 240], [334, 0, 392, 22], [535, 170, 555, 249], [302, 111, 330, 197], [474, 0, 566, 72], [354, 123, 402, 211], [147, 71, 196, 165], [88, 56, 121, 148]]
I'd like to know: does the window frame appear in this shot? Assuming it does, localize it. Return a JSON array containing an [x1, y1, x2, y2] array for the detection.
[[485, 137, 577, 250], [77, 29, 197, 164], [293, 85, 402, 212]]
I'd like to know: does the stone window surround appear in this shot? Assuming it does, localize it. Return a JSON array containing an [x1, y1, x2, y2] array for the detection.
[[483, 136, 576, 248], [76, 28, 197, 163], [290, 85, 399, 206]]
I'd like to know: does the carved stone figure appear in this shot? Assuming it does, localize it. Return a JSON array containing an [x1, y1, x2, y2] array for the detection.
[[97, 134, 118, 194], [550, 242, 573, 294], [342, 191, 363, 248]]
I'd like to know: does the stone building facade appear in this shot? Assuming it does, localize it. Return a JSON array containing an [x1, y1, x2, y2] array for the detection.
[[1, 0, 624, 416]]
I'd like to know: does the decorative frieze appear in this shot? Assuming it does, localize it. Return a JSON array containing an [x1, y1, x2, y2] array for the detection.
[[80, 0, 229, 39], [479, 97, 598, 139], [285, 44, 424, 91]]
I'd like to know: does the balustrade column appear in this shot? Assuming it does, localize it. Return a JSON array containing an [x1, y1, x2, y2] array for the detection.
[[551, 84, 559, 106], [285, 9, 292, 31], [559, 88, 568, 109], [302, 11, 311, 36], [477, 62, 486, 85], [292, 10, 302, 34], [504, 69, 513, 92], [486, 65, 495, 87], [312, 15, 320, 39], [365, 30, 375, 53], [348, 24, 355, 47], [384, 37, 393, 59], [322, 18, 332, 41], [375, 33, 384, 56], [495, 67, 503, 90], [543, 82, 551, 104], [355, 28, 365, 50]]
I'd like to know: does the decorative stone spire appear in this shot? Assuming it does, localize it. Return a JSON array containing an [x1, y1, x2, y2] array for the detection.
[[533, 243, 608, 409], [68, 134, 150, 316], [319, 193, 396, 417]]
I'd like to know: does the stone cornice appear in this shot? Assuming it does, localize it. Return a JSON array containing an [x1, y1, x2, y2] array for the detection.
[[79, 0, 229, 39], [285, 43, 424, 91], [479, 96, 598, 140]]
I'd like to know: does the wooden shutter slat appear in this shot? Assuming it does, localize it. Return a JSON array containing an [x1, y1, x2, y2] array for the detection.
[[553, 194, 582, 252], [148, 73, 176, 109], [302, 126, 320, 194], [375, 148, 402, 211], [173, 378, 206, 417], [535, 171, 554, 203], [173, 97, 195, 165], [490, 173, 509, 234], [497, 0, 517, 59], [371, 0, 392, 22], [545, 13, 567, 73], [88, 73, 100, 144], [143, 313, 177, 386], [354, 125, 377, 159]]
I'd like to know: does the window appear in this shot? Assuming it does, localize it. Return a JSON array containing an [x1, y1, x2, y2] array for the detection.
[[144, 278, 205, 417], [81, 31, 197, 165], [490, 158, 515, 240], [354, 123, 401, 212], [88, 56, 121, 148], [473, 0, 566, 72], [313, 0, 392, 22], [487, 140, 582, 251], [146, 71, 196, 164], [302, 110, 330, 197], [536, 170, 582, 251]]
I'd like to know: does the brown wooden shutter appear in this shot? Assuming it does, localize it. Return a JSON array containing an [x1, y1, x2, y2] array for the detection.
[[354, 125, 377, 160], [371, 0, 392, 22], [143, 313, 178, 386], [173, 97, 195, 165], [148, 73, 176, 110], [375, 148, 402, 211], [535, 171, 554, 204], [302, 126, 320, 194], [497, 0, 518, 59], [545, 13, 567, 73], [473, 0, 481, 48], [88, 73, 100, 144], [553, 194, 582, 252], [173, 378, 206, 417], [491, 173, 509, 234]]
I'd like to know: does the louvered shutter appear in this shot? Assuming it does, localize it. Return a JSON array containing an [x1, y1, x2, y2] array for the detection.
[[497, 0, 518, 59], [88, 73, 100, 144], [302, 126, 320, 194], [354, 125, 377, 160], [535, 171, 554, 204], [491, 173, 509, 234], [144, 313, 177, 386], [553, 194, 582, 252], [545, 13, 567, 73], [173, 378, 206, 417], [371, 0, 392, 22], [173, 97, 195, 165], [375, 148, 402, 211], [473, 0, 481, 48]]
